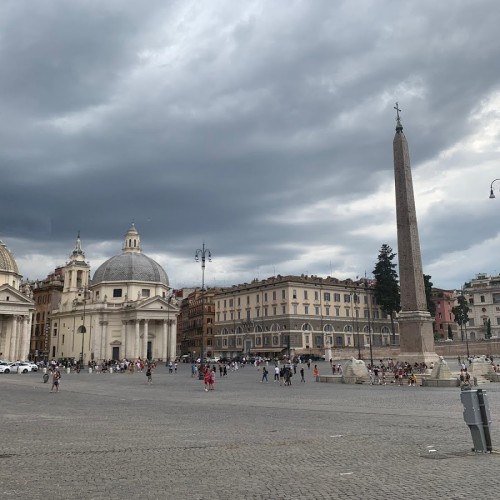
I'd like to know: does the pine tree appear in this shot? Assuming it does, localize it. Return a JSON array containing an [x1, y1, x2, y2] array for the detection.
[[373, 244, 400, 345], [423, 274, 436, 317]]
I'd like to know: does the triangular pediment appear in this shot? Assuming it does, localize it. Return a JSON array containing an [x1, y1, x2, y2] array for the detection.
[[0, 284, 35, 306], [135, 296, 179, 312]]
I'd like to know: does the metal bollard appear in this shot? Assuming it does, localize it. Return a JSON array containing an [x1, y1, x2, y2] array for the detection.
[[460, 387, 493, 452]]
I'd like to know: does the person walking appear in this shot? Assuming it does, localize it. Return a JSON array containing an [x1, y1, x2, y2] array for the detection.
[[274, 365, 280, 382], [261, 366, 269, 383], [50, 369, 61, 393], [146, 366, 153, 385], [300, 366, 305, 383], [313, 364, 319, 381]]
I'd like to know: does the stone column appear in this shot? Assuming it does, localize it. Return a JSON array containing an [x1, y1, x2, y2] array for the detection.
[[100, 321, 108, 360], [9, 316, 18, 361], [20, 316, 30, 360], [121, 321, 127, 359], [134, 320, 140, 359], [142, 320, 149, 360], [162, 320, 168, 361], [168, 319, 176, 362]]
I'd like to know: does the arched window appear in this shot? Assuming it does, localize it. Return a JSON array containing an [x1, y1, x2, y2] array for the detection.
[[302, 323, 313, 331], [255, 325, 263, 333], [344, 325, 353, 332], [381, 326, 390, 334], [235, 326, 243, 334], [222, 328, 229, 335], [323, 324, 334, 332]]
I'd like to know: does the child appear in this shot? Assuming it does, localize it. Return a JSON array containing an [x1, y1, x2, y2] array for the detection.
[[146, 366, 152, 385]]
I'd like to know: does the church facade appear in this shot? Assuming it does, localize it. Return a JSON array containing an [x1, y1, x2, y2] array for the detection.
[[50, 225, 178, 364], [0, 241, 35, 361]]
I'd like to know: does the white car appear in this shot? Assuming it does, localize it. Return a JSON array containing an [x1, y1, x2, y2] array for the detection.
[[7, 362, 33, 374], [0, 364, 12, 374]]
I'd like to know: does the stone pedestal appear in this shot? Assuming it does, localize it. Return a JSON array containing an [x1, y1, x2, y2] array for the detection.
[[422, 356, 459, 387], [398, 311, 438, 364]]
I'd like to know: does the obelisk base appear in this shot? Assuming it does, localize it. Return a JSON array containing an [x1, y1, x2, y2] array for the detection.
[[397, 310, 438, 364]]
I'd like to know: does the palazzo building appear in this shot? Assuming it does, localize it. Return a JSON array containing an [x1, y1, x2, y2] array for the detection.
[[0, 240, 34, 361], [50, 225, 178, 363], [213, 275, 398, 359]]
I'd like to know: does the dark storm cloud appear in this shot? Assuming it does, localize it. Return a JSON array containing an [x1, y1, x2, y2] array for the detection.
[[2, 0, 500, 289]]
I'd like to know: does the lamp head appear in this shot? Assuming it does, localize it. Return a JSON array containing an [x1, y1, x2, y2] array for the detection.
[[490, 188, 496, 199]]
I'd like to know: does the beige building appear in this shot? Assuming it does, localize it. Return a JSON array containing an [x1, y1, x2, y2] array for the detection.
[[463, 274, 500, 340], [0, 240, 34, 361], [30, 267, 64, 361], [213, 275, 398, 360], [50, 225, 178, 363]]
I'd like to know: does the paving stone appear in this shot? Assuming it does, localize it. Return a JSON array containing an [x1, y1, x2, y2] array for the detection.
[[0, 363, 499, 499]]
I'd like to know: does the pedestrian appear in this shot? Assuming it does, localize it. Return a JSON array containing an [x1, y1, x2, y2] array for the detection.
[[146, 366, 153, 385], [261, 366, 269, 383], [50, 369, 61, 393], [209, 368, 216, 390], [274, 365, 280, 382], [174, 362, 178, 373], [204, 367, 211, 391], [300, 366, 305, 383], [313, 364, 319, 380], [279, 367, 285, 386]]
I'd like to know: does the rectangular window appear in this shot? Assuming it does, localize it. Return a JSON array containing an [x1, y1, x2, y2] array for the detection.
[[256, 294, 260, 303], [264, 307, 268, 317], [314, 291, 319, 300], [335, 308, 340, 317], [230, 312, 234, 320], [237, 311, 241, 320], [481, 295, 485, 303], [346, 308, 350, 317], [344, 294, 350, 303], [293, 305, 298, 314], [325, 307, 330, 316], [496, 317, 500, 325], [246, 310, 250, 321], [264, 336, 269, 345], [246, 296, 250, 305], [324, 292, 331, 302], [264, 292, 268, 302], [293, 289, 297, 299], [315, 306, 320, 315], [229, 299, 233, 307], [273, 307, 277, 315], [113, 289, 122, 298], [304, 306, 309, 315], [334, 293, 341, 302], [282, 305, 286, 314], [468, 318, 475, 326], [256, 309, 260, 318], [256, 337, 261, 345], [273, 291, 277, 301], [304, 290, 308, 300], [223, 299, 227, 308], [223, 338, 228, 347], [223, 312, 227, 321], [315, 335, 322, 347], [141, 289, 150, 298], [217, 313, 220, 322], [282, 289, 286, 300], [62, 335, 65, 345]]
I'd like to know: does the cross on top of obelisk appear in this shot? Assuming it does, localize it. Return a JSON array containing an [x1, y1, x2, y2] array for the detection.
[[394, 102, 403, 132]]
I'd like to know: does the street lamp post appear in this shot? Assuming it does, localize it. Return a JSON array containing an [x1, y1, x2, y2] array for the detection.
[[78, 288, 88, 369], [489, 179, 500, 199], [365, 280, 374, 368], [350, 290, 361, 359], [195, 243, 212, 366]]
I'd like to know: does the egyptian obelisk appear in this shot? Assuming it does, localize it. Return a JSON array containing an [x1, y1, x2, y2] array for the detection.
[[393, 104, 437, 363]]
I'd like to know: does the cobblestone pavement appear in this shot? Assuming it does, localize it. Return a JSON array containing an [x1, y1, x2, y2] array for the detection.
[[1, 363, 500, 499]]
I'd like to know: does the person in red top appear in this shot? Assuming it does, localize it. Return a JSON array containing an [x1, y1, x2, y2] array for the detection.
[[203, 367, 211, 391], [209, 368, 216, 390]]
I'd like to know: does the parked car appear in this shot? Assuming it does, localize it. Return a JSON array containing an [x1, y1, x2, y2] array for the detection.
[[0, 364, 12, 374], [7, 362, 33, 373]]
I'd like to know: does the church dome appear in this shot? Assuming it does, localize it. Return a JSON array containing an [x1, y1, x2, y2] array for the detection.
[[91, 224, 169, 286], [92, 252, 169, 285], [0, 240, 19, 274]]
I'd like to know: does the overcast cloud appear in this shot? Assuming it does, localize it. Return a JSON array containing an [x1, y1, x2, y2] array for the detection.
[[1, 0, 500, 291]]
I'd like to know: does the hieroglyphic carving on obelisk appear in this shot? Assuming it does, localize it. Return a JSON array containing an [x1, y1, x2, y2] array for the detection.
[[393, 103, 436, 362]]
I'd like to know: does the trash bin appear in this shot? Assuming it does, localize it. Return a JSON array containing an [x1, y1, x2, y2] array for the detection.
[[460, 388, 492, 452]]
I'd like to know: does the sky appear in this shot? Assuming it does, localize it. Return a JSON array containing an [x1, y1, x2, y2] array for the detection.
[[1, 0, 500, 291]]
